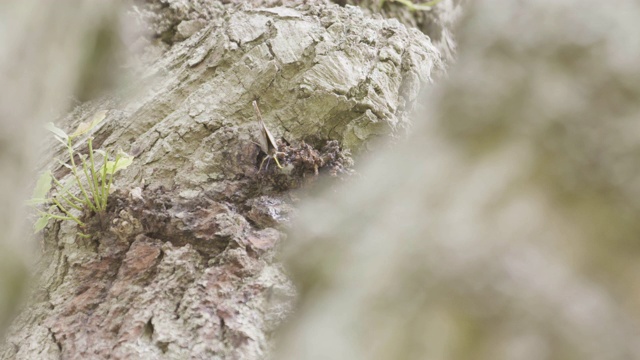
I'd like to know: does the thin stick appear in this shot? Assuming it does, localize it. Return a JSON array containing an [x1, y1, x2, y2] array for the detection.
[[88, 138, 103, 210], [67, 138, 97, 212]]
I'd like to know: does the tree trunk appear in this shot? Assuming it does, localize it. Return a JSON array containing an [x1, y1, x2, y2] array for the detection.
[[1, 1, 446, 359]]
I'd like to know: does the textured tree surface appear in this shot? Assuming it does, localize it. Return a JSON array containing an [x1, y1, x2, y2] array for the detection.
[[335, 0, 461, 62], [1, 1, 446, 359], [278, 0, 640, 359]]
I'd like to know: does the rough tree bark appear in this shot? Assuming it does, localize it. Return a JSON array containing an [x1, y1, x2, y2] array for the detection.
[[1, 1, 448, 359]]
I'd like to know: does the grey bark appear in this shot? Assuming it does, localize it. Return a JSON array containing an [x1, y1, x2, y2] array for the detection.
[[337, 0, 462, 62], [1, 2, 443, 359], [277, 0, 640, 359]]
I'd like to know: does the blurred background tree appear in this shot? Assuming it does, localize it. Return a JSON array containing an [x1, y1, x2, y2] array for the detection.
[[278, 0, 640, 359], [0, 0, 127, 336]]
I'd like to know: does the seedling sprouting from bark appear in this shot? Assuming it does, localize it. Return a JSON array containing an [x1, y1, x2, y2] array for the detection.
[[252, 100, 284, 171], [29, 110, 134, 234]]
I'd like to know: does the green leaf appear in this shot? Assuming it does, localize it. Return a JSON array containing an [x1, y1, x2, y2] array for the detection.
[[33, 215, 51, 233], [32, 171, 53, 200], [53, 135, 68, 147], [71, 110, 107, 138], [105, 153, 134, 175], [45, 122, 68, 140]]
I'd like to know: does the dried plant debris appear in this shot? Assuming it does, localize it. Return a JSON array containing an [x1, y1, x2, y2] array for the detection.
[[254, 139, 354, 191], [54, 136, 353, 253], [94, 187, 243, 256], [67, 139, 352, 248]]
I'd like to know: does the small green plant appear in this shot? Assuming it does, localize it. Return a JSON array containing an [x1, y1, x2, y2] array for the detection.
[[380, 0, 443, 11], [29, 110, 134, 234]]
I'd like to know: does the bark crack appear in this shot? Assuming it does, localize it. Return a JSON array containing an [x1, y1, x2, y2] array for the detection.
[[47, 327, 62, 353]]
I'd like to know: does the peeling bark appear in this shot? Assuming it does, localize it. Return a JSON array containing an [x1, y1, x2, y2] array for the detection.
[[2, 2, 444, 359]]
